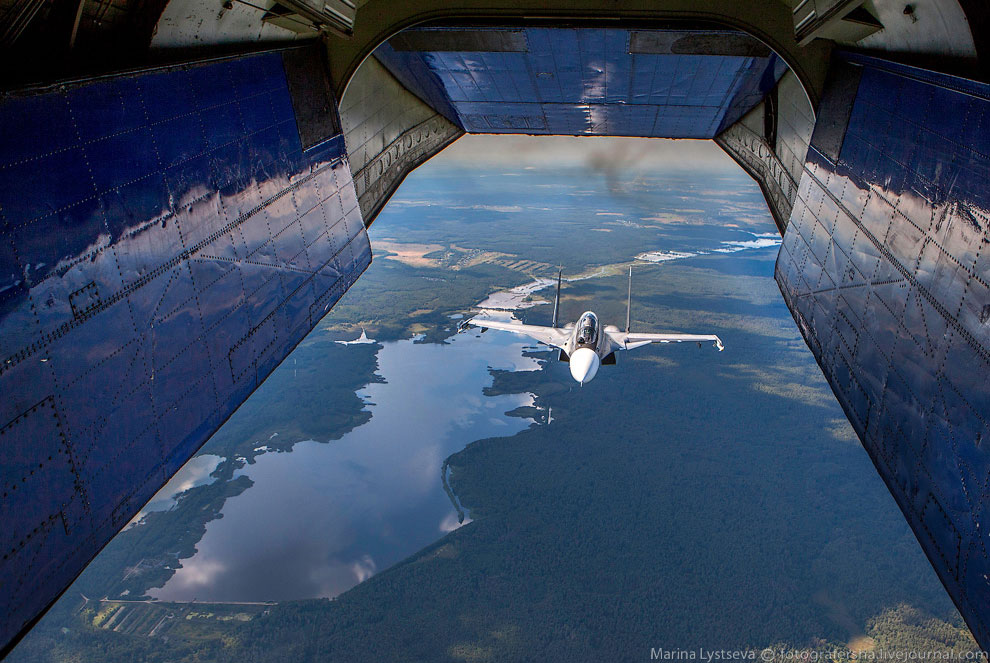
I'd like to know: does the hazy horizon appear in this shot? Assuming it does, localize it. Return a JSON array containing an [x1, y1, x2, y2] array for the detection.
[[432, 134, 741, 174]]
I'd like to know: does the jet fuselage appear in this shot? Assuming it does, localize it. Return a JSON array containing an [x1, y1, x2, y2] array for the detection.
[[561, 311, 622, 385], [463, 268, 723, 387]]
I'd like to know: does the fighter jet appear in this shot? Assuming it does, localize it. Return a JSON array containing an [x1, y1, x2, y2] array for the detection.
[[460, 268, 724, 385]]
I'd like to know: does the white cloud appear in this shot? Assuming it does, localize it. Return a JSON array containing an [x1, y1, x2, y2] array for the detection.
[[351, 555, 377, 583]]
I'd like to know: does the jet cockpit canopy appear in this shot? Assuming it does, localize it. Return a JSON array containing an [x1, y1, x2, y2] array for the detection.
[[576, 312, 599, 346]]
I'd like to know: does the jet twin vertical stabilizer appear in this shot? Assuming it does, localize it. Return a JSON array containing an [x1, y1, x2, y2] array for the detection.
[[626, 266, 632, 333], [463, 265, 723, 385]]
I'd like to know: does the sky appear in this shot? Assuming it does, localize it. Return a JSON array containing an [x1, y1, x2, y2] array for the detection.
[[430, 135, 742, 174]]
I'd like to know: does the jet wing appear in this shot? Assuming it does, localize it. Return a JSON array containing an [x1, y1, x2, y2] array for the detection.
[[608, 331, 724, 352], [465, 317, 570, 349]]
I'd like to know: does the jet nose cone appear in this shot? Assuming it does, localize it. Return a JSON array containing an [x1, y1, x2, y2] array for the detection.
[[569, 348, 600, 384]]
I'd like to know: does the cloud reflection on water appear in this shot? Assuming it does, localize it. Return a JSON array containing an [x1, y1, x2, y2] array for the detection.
[[150, 332, 542, 602]]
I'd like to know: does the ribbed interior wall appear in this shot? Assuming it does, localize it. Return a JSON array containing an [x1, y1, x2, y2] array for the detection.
[[340, 55, 462, 223]]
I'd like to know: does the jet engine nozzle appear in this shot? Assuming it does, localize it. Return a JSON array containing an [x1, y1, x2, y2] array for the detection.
[[569, 348, 600, 385]]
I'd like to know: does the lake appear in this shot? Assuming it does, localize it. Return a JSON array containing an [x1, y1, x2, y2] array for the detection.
[[148, 331, 542, 602]]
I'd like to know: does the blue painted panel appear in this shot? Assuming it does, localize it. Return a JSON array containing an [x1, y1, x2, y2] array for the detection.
[[776, 55, 990, 649], [0, 51, 370, 654], [374, 27, 784, 138]]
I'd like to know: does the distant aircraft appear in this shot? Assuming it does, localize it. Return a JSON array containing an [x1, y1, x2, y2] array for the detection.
[[460, 268, 724, 385]]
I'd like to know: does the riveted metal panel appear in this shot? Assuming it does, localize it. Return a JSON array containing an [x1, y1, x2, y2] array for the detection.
[[390, 28, 528, 53], [374, 27, 786, 138], [776, 54, 990, 650], [629, 30, 772, 57], [0, 48, 370, 656]]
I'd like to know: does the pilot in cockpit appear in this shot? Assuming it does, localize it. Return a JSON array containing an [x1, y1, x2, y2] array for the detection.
[[576, 313, 598, 347]]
